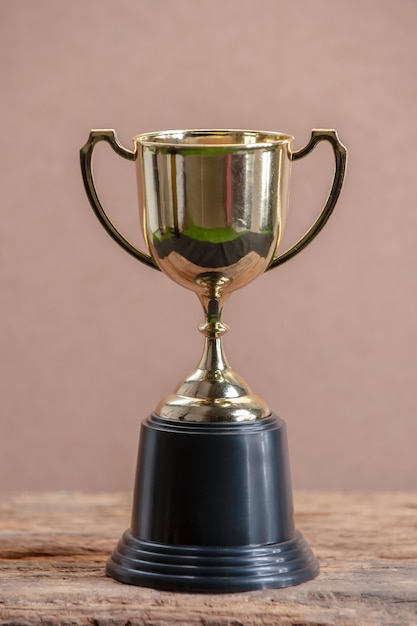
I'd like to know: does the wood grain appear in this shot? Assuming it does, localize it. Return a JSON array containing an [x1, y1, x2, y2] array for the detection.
[[0, 491, 416, 625]]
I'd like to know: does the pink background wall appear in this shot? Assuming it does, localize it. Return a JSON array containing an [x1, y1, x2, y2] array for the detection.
[[1, 0, 417, 492]]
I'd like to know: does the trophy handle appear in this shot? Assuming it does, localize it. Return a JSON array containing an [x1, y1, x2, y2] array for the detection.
[[267, 129, 347, 270], [80, 129, 159, 270]]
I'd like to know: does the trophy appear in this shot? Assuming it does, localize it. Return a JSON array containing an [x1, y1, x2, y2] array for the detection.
[[80, 128, 346, 592]]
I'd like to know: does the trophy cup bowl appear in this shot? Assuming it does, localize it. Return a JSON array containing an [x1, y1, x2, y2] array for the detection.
[[80, 128, 347, 592]]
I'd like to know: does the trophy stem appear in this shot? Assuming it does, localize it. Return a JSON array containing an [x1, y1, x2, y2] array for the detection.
[[197, 284, 230, 374], [197, 335, 228, 373], [155, 272, 270, 422]]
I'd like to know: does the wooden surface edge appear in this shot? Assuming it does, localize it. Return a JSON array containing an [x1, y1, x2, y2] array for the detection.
[[0, 491, 416, 625]]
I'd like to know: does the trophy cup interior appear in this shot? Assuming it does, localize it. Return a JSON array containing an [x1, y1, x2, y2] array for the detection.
[[135, 130, 292, 423]]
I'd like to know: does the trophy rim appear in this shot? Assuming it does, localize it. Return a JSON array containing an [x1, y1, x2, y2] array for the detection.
[[134, 128, 294, 150]]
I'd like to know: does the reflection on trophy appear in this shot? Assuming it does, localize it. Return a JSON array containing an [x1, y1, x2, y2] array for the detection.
[[80, 128, 347, 592]]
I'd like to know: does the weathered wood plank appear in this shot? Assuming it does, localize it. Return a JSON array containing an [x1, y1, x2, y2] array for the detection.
[[0, 492, 416, 625]]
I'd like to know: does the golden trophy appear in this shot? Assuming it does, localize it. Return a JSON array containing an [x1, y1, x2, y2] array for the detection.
[[80, 128, 346, 592]]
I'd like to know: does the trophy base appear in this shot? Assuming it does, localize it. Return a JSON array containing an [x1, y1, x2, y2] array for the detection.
[[107, 528, 317, 593], [107, 413, 319, 593]]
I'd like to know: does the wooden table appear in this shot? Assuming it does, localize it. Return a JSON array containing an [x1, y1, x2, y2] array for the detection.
[[0, 491, 416, 625]]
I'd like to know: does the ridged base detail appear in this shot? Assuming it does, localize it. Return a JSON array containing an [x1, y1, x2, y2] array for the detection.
[[106, 529, 319, 593]]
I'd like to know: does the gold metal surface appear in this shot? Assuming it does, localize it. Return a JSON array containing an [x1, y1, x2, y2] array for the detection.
[[80, 128, 347, 423], [137, 129, 291, 296], [80, 130, 158, 269]]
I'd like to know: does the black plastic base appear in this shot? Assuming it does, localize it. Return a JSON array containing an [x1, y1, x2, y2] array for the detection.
[[107, 414, 319, 592], [107, 528, 318, 593]]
